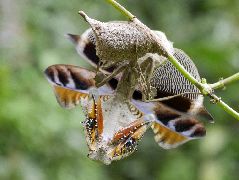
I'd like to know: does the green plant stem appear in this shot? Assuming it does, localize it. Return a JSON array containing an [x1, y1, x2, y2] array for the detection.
[[210, 72, 239, 90], [106, 0, 135, 20], [106, 0, 239, 120], [210, 94, 239, 120], [167, 54, 239, 120], [167, 55, 203, 89], [168, 54, 239, 120]]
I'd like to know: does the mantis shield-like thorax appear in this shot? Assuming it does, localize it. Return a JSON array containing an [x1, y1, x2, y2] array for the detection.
[[77, 12, 174, 69]]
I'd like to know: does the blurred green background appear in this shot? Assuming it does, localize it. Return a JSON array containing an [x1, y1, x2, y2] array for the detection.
[[0, 0, 239, 179]]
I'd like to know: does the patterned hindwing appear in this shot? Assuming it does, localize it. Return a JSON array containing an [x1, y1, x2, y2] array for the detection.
[[44, 64, 95, 108], [152, 102, 206, 149], [44, 64, 114, 108], [150, 48, 201, 103], [142, 48, 212, 148], [53, 86, 88, 109], [132, 100, 206, 149], [108, 118, 152, 161], [150, 48, 213, 121], [152, 118, 206, 149]]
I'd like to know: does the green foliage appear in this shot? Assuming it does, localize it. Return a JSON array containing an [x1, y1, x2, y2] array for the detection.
[[0, 0, 239, 179]]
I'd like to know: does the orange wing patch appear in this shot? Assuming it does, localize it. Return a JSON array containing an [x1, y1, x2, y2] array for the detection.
[[109, 119, 152, 160], [151, 122, 188, 149], [96, 97, 104, 135], [53, 85, 88, 109], [112, 119, 147, 143], [84, 95, 105, 151]]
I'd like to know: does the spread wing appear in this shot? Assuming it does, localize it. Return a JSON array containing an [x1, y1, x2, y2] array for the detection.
[[44, 64, 114, 109], [150, 48, 213, 120], [131, 49, 212, 148], [132, 100, 206, 149]]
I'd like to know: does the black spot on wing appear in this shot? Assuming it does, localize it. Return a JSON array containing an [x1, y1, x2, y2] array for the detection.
[[58, 70, 69, 86], [155, 90, 192, 112], [108, 78, 118, 90], [156, 114, 181, 126], [83, 42, 100, 66], [83, 41, 116, 73], [86, 118, 97, 130], [190, 126, 206, 137], [125, 138, 136, 148], [132, 90, 143, 100], [174, 119, 198, 132], [44, 67, 55, 82], [153, 102, 181, 125], [105, 66, 116, 73], [69, 71, 89, 90]]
